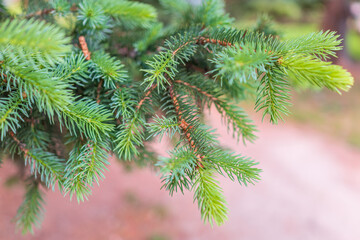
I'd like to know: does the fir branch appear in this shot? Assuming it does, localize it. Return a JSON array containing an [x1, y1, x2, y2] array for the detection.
[[53, 53, 90, 85], [9, 131, 64, 188], [169, 83, 204, 168], [99, 0, 157, 28], [15, 181, 44, 234], [194, 169, 228, 226], [64, 140, 110, 202], [24, 149, 65, 189], [195, 0, 233, 27], [282, 55, 354, 93], [0, 92, 28, 140], [157, 146, 197, 196], [174, 79, 219, 102], [142, 31, 199, 90], [255, 70, 291, 124], [147, 115, 180, 141], [210, 42, 274, 84], [114, 115, 145, 160], [110, 87, 137, 120], [215, 102, 257, 143], [282, 30, 342, 60], [60, 99, 115, 140], [204, 148, 261, 185], [175, 78, 257, 143], [137, 83, 157, 110], [90, 51, 127, 89], [0, 19, 71, 64], [1, 57, 73, 118]]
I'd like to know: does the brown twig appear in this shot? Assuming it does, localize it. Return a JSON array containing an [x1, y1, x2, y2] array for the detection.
[[174, 80, 219, 102], [78, 36, 105, 105], [25, 8, 55, 19], [9, 131, 28, 156], [96, 79, 104, 104], [79, 36, 91, 60], [168, 84, 204, 168], [136, 84, 157, 111], [196, 37, 234, 47]]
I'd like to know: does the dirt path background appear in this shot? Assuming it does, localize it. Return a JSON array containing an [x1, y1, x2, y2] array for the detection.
[[1, 110, 360, 240]]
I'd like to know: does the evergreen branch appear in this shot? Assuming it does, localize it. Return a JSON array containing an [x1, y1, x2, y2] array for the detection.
[[110, 87, 138, 120], [9, 131, 64, 188], [196, 36, 234, 47], [113, 83, 158, 159], [64, 140, 110, 202], [90, 51, 127, 89], [215, 102, 257, 143], [16, 121, 50, 150], [175, 78, 257, 143], [255, 71, 291, 124], [53, 53, 90, 85], [282, 30, 342, 60], [210, 42, 275, 84], [15, 181, 44, 234], [99, 0, 157, 28], [0, 92, 28, 140], [195, 0, 233, 27], [1, 58, 73, 118], [114, 115, 145, 160], [60, 99, 115, 140], [24, 149, 65, 189], [204, 148, 261, 185], [137, 83, 157, 110], [174, 79, 220, 102], [282, 55, 354, 93], [0, 19, 71, 64], [142, 31, 199, 90], [77, 0, 109, 31], [147, 115, 180, 141], [157, 146, 197, 195], [194, 168, 228, 226], [169, 83, 204, 168]]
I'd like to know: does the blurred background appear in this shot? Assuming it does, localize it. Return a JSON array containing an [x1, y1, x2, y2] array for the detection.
[[1, 0, 360, 239]]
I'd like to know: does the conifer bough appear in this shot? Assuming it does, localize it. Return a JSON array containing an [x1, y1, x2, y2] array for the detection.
[[0, 0, 354, 233]]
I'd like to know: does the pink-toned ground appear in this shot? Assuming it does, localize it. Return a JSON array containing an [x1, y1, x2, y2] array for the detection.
[[1, 110, 360, 240]]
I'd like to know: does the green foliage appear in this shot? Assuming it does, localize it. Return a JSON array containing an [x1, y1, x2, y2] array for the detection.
[[24, 149, 65, 189], [0, 92, 28, 140], [60, 99, 115, 140], [15, 182, 44, 234], [64, 139, 110, 202], [0, 19, 71, 65], [157, 146, 197, 195], [255, 70, 292, 123], [147, 115, 180, 141], [90, 51, 127, 89], [0, 0, 354, 234], [115, 115, 145, 160], [283, 56, 353, 93], [142, 30, 199, 90], [211, 42, 273, 83], [99, 0, 157, 28], [1, 59, 73, 118], [194, 169, 228, 226], [204, 149, 261, 185]]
